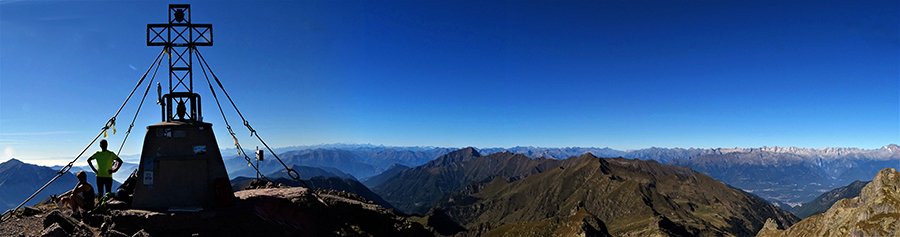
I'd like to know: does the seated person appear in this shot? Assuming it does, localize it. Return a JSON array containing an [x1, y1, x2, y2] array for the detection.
[[51, 171, 95, 216]]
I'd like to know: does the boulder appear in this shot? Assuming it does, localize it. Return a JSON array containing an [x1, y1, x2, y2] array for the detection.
[[42, 210, 78, 233], [41, 210, 93, 237], [40, 223, 68, 237], [107, 210, 166, 235], [105, 200, 129, 210], [22, 207, 42, 216]]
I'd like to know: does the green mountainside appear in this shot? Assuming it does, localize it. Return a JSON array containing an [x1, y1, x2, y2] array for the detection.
[[428, 153, 799, 236]]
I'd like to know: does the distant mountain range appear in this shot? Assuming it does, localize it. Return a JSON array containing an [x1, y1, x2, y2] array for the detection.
[[51, 162, 139, 184], [361, 163, 409, 188], [483, 144, 900, 163], [8, 143, 898, 216], [667, 144, 900, 206], [475, 145, 899, 206], [223, 147, 453, 180], [222, 143, 899, 207], [1, 159, 121, 212]]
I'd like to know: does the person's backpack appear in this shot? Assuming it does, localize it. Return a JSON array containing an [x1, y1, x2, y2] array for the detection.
[[93, 192, 115, 213], [116, 169, 138, 203], [82, 188, 95, 211]]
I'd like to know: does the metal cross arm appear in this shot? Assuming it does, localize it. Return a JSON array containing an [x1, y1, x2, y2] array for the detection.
[[147, 23, 212, 46]]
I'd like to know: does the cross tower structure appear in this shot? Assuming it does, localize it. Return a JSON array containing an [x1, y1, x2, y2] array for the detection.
[[147, 4, 213, 122]]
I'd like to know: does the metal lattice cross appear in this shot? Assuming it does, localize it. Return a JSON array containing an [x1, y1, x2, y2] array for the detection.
[[146, 4, 212, 94]]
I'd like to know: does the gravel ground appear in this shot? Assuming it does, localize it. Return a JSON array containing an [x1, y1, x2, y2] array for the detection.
[[0, 205, 100, 237], [0, 212, 52, 237]]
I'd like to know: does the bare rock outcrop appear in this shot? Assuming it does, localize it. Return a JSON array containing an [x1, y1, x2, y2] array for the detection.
[[38, 223, 66, 237], [757, 168, 900, 237], [1, 182, 432, 237]]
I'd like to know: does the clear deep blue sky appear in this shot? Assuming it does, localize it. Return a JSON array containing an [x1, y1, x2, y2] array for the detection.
[[1, 0, 898, 165]]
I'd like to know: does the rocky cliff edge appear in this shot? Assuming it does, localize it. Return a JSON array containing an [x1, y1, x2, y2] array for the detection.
[[758, 168, 900, 237]]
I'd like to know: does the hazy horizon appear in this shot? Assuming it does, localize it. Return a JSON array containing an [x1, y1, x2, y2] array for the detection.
[[6, 142, 899, 167]]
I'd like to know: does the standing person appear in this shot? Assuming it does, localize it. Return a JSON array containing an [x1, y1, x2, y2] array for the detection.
[[88, 139, 123, 197]]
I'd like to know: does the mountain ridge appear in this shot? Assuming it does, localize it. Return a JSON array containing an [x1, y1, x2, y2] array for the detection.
[[362, 163, 410, 188], [215, 143, 900, 166], [406, 151, 800, 236], [374, 148, 582, 214], [0, 159, 121, 212]]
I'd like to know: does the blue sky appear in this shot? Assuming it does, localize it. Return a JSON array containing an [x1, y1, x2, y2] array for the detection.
[[1, 0, 898, 165]]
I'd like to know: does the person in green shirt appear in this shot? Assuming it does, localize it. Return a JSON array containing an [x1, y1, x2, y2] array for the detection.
[[87, 139, 123, 197]]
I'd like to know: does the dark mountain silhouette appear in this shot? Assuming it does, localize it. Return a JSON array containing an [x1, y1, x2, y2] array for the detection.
[[375, 147, 587, 214], [1, 159, 122, 212], [428, 154, 799, 236], [361, 163, 409, 188], [789, 180, 869, 219]]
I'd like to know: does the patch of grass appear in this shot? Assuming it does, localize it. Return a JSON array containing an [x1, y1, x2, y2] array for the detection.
[[408, 215, 428, 227]]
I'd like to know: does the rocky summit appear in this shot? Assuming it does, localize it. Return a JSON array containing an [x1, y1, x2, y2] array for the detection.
[[758, 168, 900, 237], [0, 181, 432, 237]]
